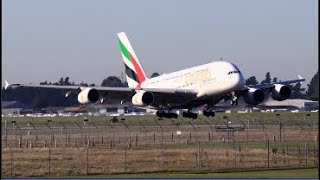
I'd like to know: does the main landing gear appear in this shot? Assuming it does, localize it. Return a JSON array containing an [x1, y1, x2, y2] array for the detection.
[[182, 111, 198, 119], [156, 111, 178, 119], [156, 109, 215, 119], [203, 110, 215, 117]]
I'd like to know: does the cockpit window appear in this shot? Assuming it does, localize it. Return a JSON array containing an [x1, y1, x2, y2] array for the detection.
[[228, 70, 240, 75]]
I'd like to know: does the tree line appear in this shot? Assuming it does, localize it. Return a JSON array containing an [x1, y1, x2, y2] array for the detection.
[[2, 71, 318, 108]]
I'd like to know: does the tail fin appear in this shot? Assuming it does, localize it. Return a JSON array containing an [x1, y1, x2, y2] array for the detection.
[[117, 32, 147, 88]]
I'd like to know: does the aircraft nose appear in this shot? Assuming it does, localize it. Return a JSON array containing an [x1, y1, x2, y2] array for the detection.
[[234, 73, 245, 90]]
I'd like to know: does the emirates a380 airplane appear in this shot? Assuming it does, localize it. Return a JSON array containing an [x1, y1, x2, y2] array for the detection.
[[5, 32, 305, 119]]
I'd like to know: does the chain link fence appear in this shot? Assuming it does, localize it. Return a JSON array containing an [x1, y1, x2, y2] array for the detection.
[[1, 114, 318, 177]]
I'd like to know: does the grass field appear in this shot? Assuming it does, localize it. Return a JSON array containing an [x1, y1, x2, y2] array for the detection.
[[61, 167, 319, 178], [2, 112, 318, 126], [1, 112, 318, 177]]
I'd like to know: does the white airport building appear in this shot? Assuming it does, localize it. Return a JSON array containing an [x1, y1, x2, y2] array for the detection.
[[260, 98, 318, 111]]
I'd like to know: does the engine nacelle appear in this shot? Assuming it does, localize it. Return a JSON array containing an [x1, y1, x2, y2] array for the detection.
[[243, 88, 265, 105], [131, 90, 154, 106], [77, 88, 99, 104], [271, 84, 291, 101]]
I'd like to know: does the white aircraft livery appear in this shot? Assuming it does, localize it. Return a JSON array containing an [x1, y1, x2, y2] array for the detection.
[[5, 32, 305, 119]]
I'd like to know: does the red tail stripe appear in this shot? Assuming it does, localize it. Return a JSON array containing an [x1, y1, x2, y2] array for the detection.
[[129, 53, 146, 84]]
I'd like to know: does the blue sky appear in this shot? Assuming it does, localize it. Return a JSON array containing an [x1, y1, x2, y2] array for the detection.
[[2, 0, 318, 88]]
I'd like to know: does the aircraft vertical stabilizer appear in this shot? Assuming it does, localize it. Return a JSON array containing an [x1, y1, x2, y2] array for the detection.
[[117, 32, 147, 88]]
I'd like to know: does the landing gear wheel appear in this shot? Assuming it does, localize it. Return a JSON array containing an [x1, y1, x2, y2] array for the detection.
[[156, 111, 178, 119], [156, 111, 162, 118], [182, 111, 198, 119], [203, 110, 215, 117]]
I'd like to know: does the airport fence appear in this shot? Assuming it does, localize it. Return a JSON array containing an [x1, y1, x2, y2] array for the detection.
[[1, 114, 319, 177]]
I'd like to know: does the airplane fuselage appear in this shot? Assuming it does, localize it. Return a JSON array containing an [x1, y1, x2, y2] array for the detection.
[[141, 61, 246, 109]]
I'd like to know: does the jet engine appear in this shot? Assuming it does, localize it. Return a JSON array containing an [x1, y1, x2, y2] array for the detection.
[[243, 88, 265, 105], [132, 90, 154, 106], [77, 88, 99, 104], [271, 84, 291, 101]]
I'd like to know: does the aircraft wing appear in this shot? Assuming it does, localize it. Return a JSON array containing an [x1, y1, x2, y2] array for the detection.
[[245, 75, 305, 90], [4, 80, 197, 105], [5, 81, 135, 101], [4, 81, 132, 91], [5, 80, 197, 94]]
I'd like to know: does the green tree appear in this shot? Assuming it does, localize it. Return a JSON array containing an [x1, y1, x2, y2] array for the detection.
[[245, 76, 258, 85], [261, 72, 271, 84], [273, 77, 278, 83], [2, 77, 79, 108], [40, 81, 48, 85], [59, 77, 64, 85], [101, 76, 123, 87], [306, 71, 319, 100], [64, 77, 70, 85]]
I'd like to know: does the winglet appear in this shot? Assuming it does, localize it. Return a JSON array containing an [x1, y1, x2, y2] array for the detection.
[[4, 80, 10, 90], [298, 75, 305, 84]]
